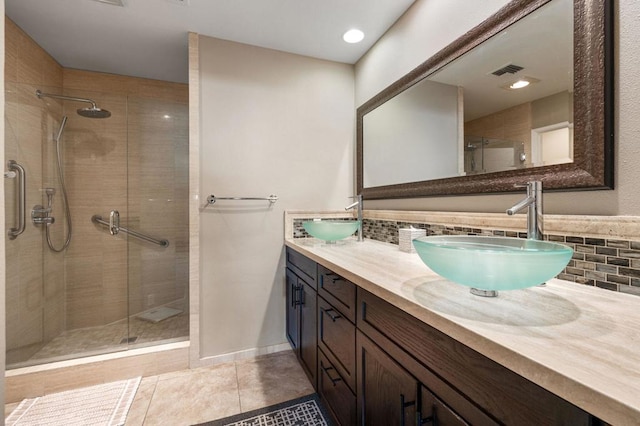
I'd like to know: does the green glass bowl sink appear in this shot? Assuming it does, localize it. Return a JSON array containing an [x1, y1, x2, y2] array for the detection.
[[303, 220, 360, 242], [412, 236, 573, 293]]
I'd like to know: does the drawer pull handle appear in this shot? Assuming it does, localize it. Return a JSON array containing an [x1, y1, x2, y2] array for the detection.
[[291, 283, 297, 307], [325, 272, 343, 284], [324, 308, 341, 322], [400, 394, 416, 426], [321, 365, 342, 386], [292, 283, 304, 306], [420, 407, 437, 425]]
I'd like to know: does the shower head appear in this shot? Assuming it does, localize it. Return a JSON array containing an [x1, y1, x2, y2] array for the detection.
[[36, 90, 111, 119], [77, 107, 111, 119]]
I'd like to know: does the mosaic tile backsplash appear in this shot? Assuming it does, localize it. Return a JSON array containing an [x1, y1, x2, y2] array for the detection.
[[293, 218, 640, 297]]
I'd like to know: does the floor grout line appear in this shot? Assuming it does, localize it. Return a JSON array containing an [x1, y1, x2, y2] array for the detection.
[[137, 377, 158, 426], [234, 361, 243, 414]]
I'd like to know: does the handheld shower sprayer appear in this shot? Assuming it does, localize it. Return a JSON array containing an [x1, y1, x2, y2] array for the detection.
[[55, 116, 68, 143]]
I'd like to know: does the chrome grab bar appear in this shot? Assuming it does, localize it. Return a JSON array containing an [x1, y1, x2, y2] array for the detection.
[[7, 160, 26, 240], [92, 214, 169, 247], [206, 194, 278, 206]]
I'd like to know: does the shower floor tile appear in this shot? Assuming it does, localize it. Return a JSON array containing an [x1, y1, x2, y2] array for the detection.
[[15, 308, 189, 365]]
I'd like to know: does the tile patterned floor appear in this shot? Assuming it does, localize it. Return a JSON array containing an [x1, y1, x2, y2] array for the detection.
[[5, 350, 315, 426]]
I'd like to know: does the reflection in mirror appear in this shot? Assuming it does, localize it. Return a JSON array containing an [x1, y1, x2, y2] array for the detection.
[[363, 80, 461, 187], [362, 0, 573, 187], [357, 0, 613, 199]]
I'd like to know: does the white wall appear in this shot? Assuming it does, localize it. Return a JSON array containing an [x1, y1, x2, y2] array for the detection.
[[198, 36, 354, 358], [356, 0, 640, 216], [363, 79, 459, 187]]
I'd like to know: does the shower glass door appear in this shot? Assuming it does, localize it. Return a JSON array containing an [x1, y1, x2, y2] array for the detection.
[[4, 85, 189, 368], [124, 96, 189, 349]]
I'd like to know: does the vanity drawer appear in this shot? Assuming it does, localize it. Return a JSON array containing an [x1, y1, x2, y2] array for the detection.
[[318, 348, 356, 426], [318, 265, 356, 322], [286, 247, 317, 289], [318, 296, 356, 392]]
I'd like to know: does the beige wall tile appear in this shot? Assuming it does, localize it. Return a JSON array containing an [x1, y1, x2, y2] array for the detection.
[[5, 372, 45, 402], [151, 347, 190, 375], [43, 362, 105, 395], [5, 18, 18, 82], [63, 68, 188, 103]]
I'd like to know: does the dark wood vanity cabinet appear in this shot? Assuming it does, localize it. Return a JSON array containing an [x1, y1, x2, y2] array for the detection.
[[358, 288, 592, 426], [285, 248, 317, 387], [285, 248, 597, 425], [317, 265, 358, 425]]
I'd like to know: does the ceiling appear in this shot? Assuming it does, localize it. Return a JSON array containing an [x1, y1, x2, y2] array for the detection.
[[5, 0, 416, 84], [429, 0, 573, 121]]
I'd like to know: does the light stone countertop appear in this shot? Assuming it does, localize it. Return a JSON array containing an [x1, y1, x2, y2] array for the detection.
[[285, 237, 640, 426]]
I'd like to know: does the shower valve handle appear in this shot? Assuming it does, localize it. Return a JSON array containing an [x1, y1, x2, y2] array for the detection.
[[109, 210, 120, 235]]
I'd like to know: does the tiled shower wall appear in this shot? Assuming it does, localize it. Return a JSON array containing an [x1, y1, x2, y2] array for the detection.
[[62, 70, 189, 328], [5, 17, 65, 358], [293, 217, 640, 298]]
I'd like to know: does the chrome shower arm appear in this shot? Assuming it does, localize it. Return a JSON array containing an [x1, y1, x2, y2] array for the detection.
[[36, 90, 98, 109]]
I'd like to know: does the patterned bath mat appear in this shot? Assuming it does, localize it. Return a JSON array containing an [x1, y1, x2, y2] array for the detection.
[[5, 377, 141, 426], [195, 393, 333, 426]]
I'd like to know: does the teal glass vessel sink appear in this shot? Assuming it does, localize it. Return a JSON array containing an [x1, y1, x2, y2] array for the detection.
[[303, 220, 360, 242], [412, 236, 573, 294]]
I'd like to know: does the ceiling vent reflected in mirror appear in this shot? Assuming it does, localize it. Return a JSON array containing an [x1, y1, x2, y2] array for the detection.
[[491, 64, 524, 76], [90, 0, 125, 6]]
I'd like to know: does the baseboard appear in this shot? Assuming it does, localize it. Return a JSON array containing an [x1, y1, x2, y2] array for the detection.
[[193, 342, 292, 368]]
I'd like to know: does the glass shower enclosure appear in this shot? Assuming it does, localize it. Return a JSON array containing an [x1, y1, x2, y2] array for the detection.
[[4, 83, 189, 368]]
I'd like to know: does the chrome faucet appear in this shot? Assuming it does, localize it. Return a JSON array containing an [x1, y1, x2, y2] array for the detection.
[[506, 181, 543, 240], [32, 188, 56, 225], [345, 194, 363, 242]]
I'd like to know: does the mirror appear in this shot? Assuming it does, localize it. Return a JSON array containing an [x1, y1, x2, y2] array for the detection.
[[357, 0, 613, 199]]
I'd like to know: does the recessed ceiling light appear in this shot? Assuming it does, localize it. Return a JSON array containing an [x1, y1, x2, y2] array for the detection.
[[501, 76, 540, 91], [510, 80, 530, 89], [343, 29, 364, 44]]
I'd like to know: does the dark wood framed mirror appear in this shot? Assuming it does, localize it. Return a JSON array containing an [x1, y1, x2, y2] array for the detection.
[[357, 0, 613, 199]]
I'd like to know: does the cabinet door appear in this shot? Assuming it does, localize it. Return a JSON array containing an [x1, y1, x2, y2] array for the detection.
[[357, 331, 419, 426], [285, 268, 300, 350], [299, 281, 317, 387], [420, 386, 469, 426]]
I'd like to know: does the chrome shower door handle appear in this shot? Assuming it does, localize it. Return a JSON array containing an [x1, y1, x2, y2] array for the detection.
[[109, 210, 120, 235], [7, 160, 26, 240]]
